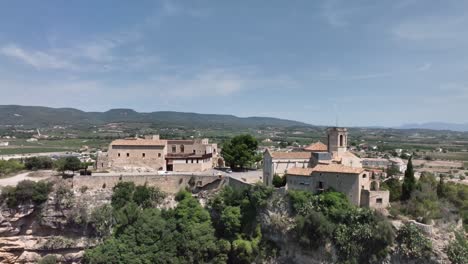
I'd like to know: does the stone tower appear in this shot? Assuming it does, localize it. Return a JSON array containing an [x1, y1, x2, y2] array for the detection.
[[327, 127, 348, 154]]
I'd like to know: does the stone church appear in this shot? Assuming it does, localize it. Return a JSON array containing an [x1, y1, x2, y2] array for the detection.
[[263, 127, 389, 208]]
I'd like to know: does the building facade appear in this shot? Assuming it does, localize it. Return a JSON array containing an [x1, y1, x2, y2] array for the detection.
[[263, 127, 389, 208], [96, 135, 219, 172]]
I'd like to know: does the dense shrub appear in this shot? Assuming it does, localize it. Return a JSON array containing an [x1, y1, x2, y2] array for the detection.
[[24, 156, 54, 170], [89, 204, 114, 238], [272, 174, 286, 188], [380, 178, 402, 202], [288, 190, 394, 263], [38, 255, 58, 264], [111, 182, 166, 210], [295, 211, 334, 249], [84, 190, 223, 264], [396, 223, 432, 260], [0, 180, 53, 207], [0, 159, 24, 176], [445, 232, 468, 264]]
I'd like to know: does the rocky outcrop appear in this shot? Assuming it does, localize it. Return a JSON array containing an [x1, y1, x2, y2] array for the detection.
[[0, 179, 111, 264]]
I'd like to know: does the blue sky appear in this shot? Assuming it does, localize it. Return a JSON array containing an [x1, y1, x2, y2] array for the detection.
[[0, 0, 467, 127]]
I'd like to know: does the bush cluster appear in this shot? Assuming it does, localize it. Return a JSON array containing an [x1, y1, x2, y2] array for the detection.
[[0, 180, 53, 208], [24, 156, 54, 170], [0, 159, 24, 176], [288, 190, 395, 264]]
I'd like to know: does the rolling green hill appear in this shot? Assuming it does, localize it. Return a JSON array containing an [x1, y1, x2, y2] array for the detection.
[[0, 105, 311, 128]]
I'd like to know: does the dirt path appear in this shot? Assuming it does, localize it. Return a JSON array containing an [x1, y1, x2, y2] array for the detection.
[[0, 171, 52, 187]]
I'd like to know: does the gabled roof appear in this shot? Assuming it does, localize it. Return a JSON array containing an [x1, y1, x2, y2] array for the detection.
[[304, 141, 328, 152], [111, 138, 167, 146], [286, 167, 314, 176], [269, 151, 312, 160], [287, 164, 364, 176]]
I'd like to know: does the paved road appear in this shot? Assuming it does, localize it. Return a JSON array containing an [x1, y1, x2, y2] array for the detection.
[[0, 171, 52, 187]]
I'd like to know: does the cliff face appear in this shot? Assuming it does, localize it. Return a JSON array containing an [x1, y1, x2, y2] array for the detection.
[[0, 179, 111, 264], [258, 190, 336, 264]]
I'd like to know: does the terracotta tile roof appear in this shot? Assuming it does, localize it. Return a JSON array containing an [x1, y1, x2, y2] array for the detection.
[[304, 141, 328, 151], [313, 164, 364, 174], [287, 164, 364, 176], [286, 167, 314, 176], [111, 138, 167, 146], [270, 151, 312, 159], [167, 140, 195, 145]]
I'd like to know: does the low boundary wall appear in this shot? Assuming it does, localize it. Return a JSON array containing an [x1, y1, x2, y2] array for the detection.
[[73, 174, 223, 194]]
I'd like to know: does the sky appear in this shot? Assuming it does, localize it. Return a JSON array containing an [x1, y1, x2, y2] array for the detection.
[[0, 0, 467, 127]]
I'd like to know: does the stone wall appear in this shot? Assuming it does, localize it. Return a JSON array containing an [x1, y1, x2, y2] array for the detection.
[[73, 175, 222, 194], [360, 190, 390, 209], [227, 177, 253, 190]]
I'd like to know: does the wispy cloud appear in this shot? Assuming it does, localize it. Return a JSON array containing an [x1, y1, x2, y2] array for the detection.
[[417, 63, 432, 72], [392, 15, 468, 48], [0, 44, 77, 70], [0, 31, 156, 72]]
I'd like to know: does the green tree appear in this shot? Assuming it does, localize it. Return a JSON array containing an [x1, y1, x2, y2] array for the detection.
[[222, 134, 259, 170], [54, 157, 82, 175], [220, 206, 242, 239], [272, 174, 286, 188], [25, 156, 53, 170], [401, 156, 416, 201], [396, 223, 432, 260], [111, 182, 135, 210], [437, 175, 445, 198], [380, 178, 402, 202], [295, 211, 334, 249]]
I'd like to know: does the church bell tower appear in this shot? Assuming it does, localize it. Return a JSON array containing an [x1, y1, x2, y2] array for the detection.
[[327, 127, 348, 154]]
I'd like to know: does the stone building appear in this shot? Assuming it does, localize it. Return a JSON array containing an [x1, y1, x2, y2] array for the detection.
[[96, 135, 219, 172], [263, 150, 313, 186], [263, 127, 389, 208]]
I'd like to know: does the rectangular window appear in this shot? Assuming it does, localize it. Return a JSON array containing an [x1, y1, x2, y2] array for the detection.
[[118, 153, 121, 157], [172, 145, 176, 153], [193, 150, 196, 154], [127, 153, 130, 157], [158, 153, 161, 158], [142, 153, 145, 158], [376, 198, 383, 204]]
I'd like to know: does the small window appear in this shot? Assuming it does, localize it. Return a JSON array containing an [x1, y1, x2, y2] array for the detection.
[[193, 150, 196, 154], [142, 153, 145, 158], [376, 198, 383, 204], [158, 153, 161, 158], [118, 153, 121, 157], [180, 145, 185, 153], [126, 153, 130, 157], [362, 174, 367, 178], [172, 145, 176, 153]]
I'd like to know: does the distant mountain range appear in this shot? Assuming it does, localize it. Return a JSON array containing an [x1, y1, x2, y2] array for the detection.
[[399, 122, 468, 132], [0, 105, 310, 128]]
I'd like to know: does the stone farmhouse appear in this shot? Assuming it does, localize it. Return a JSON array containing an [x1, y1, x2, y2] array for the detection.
[[96, 135, 221, 172], [263, 127, 389, 208]]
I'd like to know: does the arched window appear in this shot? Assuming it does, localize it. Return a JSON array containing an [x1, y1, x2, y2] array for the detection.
[[180, 145, 185, 153], [339, 135, 344, 147]]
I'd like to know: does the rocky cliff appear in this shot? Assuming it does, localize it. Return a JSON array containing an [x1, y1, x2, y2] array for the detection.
[[0, 179, 111, 264]]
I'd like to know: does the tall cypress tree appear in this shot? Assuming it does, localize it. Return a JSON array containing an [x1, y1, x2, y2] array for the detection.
[[401, 156, 415, 201]]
